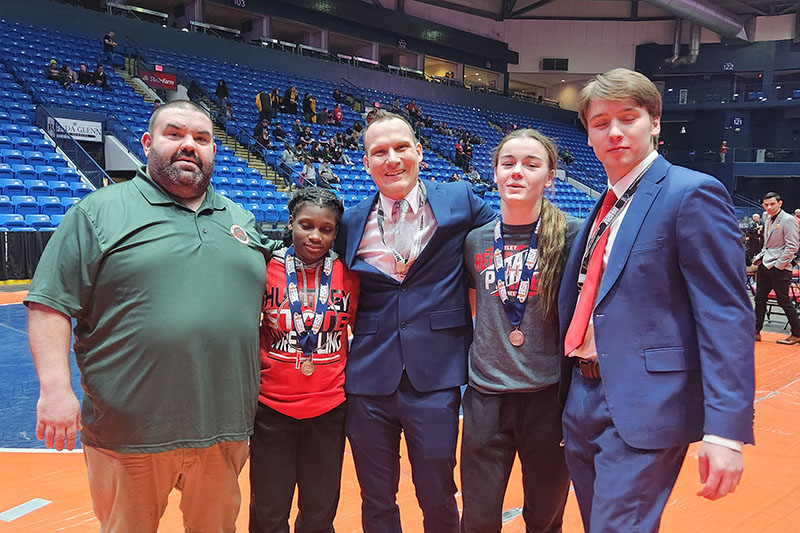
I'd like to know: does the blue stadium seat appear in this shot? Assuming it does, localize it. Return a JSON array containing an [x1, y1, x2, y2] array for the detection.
[[45, 153, 67, 167], [0, 213, 25, 228], [48, 180, 71, 197], [0, 148, 24, 165], [0, 194, 11, 214], [11, 195, 38, 215], [23, 150, 46, 166], [70, 182, 92, 198], [262, 204, 278, 227], [0, 163, 12, 179], [11, 136, 33, 151], [58, 167, 80, 182], [24, 179, 49, 196], [12, 164, 36, 180], [0, 178, 25, 196], [50, 213, 65, 226], [61, 197, 81, 211], [25, 213, 52, 229], [37, 196, 63, 215], [35, 165, 59, 181]]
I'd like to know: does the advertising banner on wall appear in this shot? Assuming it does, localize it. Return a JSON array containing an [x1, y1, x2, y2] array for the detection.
[[138, 68, 178, 91], [46, 115, 103, 142]]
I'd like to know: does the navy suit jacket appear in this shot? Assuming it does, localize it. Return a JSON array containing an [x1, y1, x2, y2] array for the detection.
[[558, 155, 755, 449], [336, 180, 495, 395]]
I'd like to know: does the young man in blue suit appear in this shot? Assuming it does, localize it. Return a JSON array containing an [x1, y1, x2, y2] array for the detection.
[[336, 110, 495, 532], [559, 69, 755, 532]]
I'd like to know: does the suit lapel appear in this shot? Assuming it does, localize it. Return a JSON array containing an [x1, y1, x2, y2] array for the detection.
[[596, 157, 668, 304]]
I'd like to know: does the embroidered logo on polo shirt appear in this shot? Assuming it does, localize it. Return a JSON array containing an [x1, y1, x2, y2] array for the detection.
[[230, 224, 250, 244]]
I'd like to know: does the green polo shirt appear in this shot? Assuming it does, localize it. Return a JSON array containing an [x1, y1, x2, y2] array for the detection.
[[26, 167, 277, 453]]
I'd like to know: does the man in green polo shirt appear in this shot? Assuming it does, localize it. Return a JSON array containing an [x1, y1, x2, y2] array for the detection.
[[26, 100, 275, 532]]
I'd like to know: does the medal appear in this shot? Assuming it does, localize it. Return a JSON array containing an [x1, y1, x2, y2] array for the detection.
[[284, 246, 334, 365], [376, 180, 428, 278], [492, 217, 539, 347], [300, 359, 315, 376]]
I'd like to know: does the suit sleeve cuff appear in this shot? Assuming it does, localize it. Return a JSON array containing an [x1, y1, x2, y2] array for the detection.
[[703, 434, 743, 451]]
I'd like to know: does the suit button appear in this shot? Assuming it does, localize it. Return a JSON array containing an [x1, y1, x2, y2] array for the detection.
[[400, 322, 407, 330], [400, 286, 408, 292], [595, 313, 603, 318]]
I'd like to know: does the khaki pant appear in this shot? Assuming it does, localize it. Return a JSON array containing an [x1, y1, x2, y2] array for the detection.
[[84, 441, 249, 533]]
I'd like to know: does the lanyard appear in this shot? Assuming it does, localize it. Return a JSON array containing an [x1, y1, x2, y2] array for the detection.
[[284, 246, 334, 357], [492, 218, 539, 328], [376, 180, 428, 270], [579, 160, 654, 280]]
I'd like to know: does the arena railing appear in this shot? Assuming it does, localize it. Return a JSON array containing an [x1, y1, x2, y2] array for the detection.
[[106, 112, 146, 163]]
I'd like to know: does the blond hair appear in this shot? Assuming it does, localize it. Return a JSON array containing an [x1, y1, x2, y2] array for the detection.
[[362, 109, 417, 152], [492, 129, 567, 319]]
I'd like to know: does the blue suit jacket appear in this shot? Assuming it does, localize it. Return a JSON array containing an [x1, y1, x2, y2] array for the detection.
[[558, 155, 755, 449], [336, 180, 496, 395]]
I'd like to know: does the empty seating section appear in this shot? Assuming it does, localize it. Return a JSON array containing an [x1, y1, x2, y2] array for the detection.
[[0, 18, 604, 230]]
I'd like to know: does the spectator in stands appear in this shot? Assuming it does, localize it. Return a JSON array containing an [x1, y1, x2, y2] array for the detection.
[[92, 64, 110, 91], [273, 123, 286, 143], [278, 143, 296, 188], [754, 192, 800, 345], [255, 127, 272, 152], [256, 91, 271, 122], [45, 59, 59, 81], [300, 127, 314, 148], [215, 79, 229, 109], [449, 172, 462, 182], [460, 128, 578, 533], [77, 63, 93, 85], [332, 88, 345, 104], [559, 146, 574, 165], [186, 79, 202, 102], [25, 99, 274, 533], [333, 104, 343, 126], [406, 99, 422, 121], [57, 64, 75, 90], [317, 107, 331, 126], [318, 129, 328, 143], [465, 165, 480, 183], [317, 161, 339, 189], [310, 142, 326, 163], [390, 98, 402, 115], [292, 119, 303, 135], [103, 30, 120, 66], [455, 138, 464, 168], [335, 110, 495, 533], [250, 187, 356, 533], [744, 213, 764, 265], [719, 140, 728, 163], [300, 157, 316, 187], [303, 92, 317, 124], [254, 117, 269, 139], [152, 99, 162, 112], [269, 88, 282, 118], [463, 140, 474, 171], [283, 86, 298, 115], [223, 103, 234, 121]]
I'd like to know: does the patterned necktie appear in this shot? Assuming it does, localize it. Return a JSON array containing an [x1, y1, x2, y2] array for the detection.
[[392, 199, 412, 260], [564, 190, 618, 356]]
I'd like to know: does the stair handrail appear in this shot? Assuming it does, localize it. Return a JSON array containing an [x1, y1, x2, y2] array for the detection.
[[106, 112, 146, 163]]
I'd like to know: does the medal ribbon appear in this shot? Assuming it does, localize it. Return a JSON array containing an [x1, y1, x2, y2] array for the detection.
[[284, 246, 334, 358], [376, 179, 428, 272], [578, 160, 654, 284], [492, 217, 539, 329]]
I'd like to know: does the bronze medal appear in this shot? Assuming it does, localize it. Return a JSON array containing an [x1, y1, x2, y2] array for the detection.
[[509, 329, 524, 347], [300, 359, 315, 376]]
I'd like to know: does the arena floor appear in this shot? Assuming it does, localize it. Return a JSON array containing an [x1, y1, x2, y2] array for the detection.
[[1, 290, 799, 532]]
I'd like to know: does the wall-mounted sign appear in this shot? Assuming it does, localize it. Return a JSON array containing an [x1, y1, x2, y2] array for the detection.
[[139, 68, 178, 91], [47, 116, 102, 142]]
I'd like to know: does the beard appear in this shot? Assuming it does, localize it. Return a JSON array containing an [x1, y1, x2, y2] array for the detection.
[[147, 146, 213, 199]]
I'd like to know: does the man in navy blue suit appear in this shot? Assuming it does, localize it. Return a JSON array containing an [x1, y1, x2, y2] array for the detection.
[[336, 110, 494, 532], [559, 69, 755, 532]]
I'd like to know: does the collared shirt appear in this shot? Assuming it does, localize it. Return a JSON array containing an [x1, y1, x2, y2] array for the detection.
[[357, 182, 438, 281]]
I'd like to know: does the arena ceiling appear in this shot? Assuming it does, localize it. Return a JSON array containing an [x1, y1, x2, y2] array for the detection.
[[401, 0, 799, 20]]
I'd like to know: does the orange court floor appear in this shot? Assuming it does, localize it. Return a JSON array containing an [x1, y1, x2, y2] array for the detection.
[[1, 289, 799, 532]]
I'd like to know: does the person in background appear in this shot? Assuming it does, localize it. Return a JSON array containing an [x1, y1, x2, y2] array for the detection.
[[284, 86, 298, 115], [300, 157, 317, 188], [250, 187, 358, 533], [333, 104, 343, 126], [77, 63, 93, 85], [45, 58, 59, 81], [103, 30, 120, 66], [215, 79, 229, 109], [461, 128, 579, 533]]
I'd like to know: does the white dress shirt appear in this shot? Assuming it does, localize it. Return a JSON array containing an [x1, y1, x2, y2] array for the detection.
[[356, 183, 438, 282]]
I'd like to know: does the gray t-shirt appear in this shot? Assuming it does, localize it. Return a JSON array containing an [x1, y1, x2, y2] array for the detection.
[[464, 217, 579, 394]]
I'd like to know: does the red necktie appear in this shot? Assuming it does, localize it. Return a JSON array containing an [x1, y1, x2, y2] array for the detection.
[[564, 190, 618, 356]]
